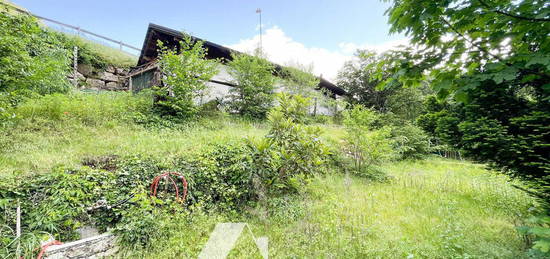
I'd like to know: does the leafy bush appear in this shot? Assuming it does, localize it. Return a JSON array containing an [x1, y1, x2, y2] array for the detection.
[[154, 36, 218, 119], [518, 215, 550, 257], [174, 143, 256, 211], [274, 93, 311, 124], [342, 105, 395, 177], [417, 83, 550, 205], [390, 124, 432, 160], [0, 12, 71, 101], [248, 94, 330, 192], [113, 192, 173, 250], [0, 166, 119, 257], [227, 53, 275, 119]]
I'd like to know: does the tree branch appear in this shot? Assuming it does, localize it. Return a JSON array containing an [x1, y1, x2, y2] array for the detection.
[[440, 17, 550, 80], [439, 17, 504, 63], [478, 0, 550, 22]]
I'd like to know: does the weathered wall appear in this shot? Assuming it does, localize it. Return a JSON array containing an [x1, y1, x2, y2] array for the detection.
[[198, 65, 339, 115], [44, 233, 117, 259], [68, 64, 129, 91]]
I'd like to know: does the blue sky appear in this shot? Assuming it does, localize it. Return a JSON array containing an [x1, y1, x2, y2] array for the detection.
[[10, 0, 407, 80]]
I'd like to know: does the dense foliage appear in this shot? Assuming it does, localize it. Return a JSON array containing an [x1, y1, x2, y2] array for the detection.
[[252, 93, 330, 192], [0, 93, 333, 257], [227, 53, 276, 119], [337, 51, 398, 111], [0, 12, 71, 106], [0, 1, 545, 256], [0, 10, 139, 128], [381, 0, 549, 254], [154, 37, 218, 119], [337, 50, 431, 123], [342, 105, 394, 178]]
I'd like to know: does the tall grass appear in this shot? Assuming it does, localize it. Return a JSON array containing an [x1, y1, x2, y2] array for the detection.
[[13, 91, 151, 126], [120, 158, 535, 258], [0, 91, 268, 176], [0, 91, 537, 258], [65, 35, 138, 68]]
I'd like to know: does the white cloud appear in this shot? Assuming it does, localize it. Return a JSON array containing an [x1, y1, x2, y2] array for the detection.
[[338, 38, 410, 55], [225, 26, 408, 81]]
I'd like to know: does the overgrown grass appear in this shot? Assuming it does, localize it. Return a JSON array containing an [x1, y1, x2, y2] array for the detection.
[[0, 91, 267, 176], [64, 34, 138, 68], [122, 158, 534, 258], [0, 91, 537, 258]]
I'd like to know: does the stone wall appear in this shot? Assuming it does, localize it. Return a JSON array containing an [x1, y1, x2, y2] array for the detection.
[[68, 64, 129, 91], [44, 233, 117, 259]]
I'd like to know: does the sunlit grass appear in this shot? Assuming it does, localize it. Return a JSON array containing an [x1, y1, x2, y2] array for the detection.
[[127, 158, 535, 258], [0, 91, 536, 258], [65, 34, 138, 67], [0, 92, 267, 176]]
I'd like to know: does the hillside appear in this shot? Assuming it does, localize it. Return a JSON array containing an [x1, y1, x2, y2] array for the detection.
[[0, 0, 137, 68], [0, 2, 547, 258], [0, 92, 537, 258]]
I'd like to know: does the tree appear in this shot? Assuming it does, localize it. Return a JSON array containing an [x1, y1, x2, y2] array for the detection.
[[337, 50, 398, 111], [379, 0, 549, 253], [378, 0, 549, 97], [338, 50, 431, 122], [153, 36, 218, 119], [227, 52, 275, 119]]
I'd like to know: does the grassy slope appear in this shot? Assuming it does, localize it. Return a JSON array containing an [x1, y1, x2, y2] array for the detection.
[[0, 93, 266, 175], [0, 92, 535, 258], [1, 0, 137, 67], [66, 34, 138, 67], [125, 159, 533, 258]]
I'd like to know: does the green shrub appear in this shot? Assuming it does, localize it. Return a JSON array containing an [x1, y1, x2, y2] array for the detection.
[[0, 12, 71, 113], [518, 215, 550, 257], [0, 166, 120, 256], [153, 36, 218, 119], [174, 143, 256, 211], [417, 83, 550, 206], [248, 94, 330, 193], [274, 93, 311, 124], [390, 124, 432, 160], [113, 192, 174, 250], [342, 105, 395, 177], [227, 52, 276, 119]]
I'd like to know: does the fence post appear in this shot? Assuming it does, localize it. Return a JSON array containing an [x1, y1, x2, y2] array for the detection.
[[128, 76, 133, 92], [16, 200, 21, 258]]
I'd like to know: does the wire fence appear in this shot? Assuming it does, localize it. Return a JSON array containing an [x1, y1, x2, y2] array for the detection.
[[0, 1, 141, 56]]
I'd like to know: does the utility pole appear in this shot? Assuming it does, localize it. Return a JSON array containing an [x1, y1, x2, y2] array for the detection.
[[256, 8, 262, 54]]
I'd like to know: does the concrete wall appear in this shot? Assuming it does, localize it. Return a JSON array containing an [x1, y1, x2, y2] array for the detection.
[[44, 233, 117, 259], [198, 64, 339, 115]]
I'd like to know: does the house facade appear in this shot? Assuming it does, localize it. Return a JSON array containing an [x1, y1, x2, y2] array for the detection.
[[129, 23, 346, 115]]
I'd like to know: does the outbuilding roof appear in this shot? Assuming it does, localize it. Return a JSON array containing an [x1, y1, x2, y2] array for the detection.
[[137, 23, 346, 96]]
